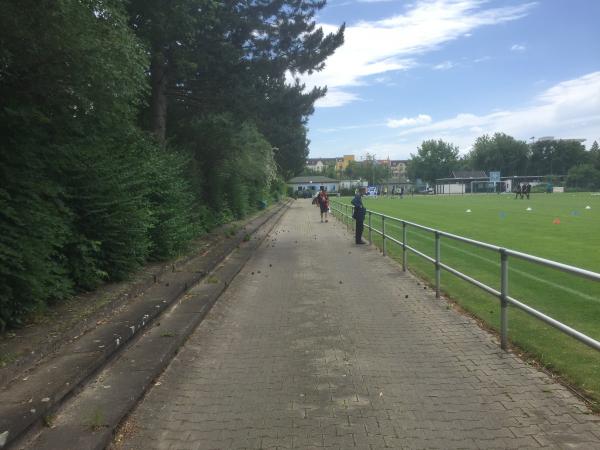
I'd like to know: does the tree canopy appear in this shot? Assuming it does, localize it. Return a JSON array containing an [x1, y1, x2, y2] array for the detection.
[[529, 139, 588, 175], [407, 140, 460, 184], [126, 0, 344, 177], [465, 133, 530, 176], [0, 0, 344, 329], [344, 154, 391, 185], [407, 134, 598, 182]]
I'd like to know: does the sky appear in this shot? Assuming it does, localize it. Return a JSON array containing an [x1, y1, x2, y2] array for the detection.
[[298, 0, 600, 160]]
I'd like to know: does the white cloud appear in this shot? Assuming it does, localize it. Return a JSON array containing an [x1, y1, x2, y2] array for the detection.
[[387, 114, 432, 128], [300, 0, 537, 107], [392, 71, 600, 151], [511, 43, 527, 52], [315, 89, 362, 108], [317, 122, 385, 133], [309, 73, 600, 158], [433, 61, 454, 70]]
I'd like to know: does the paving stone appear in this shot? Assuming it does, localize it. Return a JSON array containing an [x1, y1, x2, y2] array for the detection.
[[111, 200, 600, 450]]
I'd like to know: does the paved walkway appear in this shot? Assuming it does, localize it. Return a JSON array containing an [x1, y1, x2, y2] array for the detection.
[[113, 200, 600, 450]]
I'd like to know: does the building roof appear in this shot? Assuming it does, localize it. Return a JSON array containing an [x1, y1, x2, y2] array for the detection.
[[306, 158, 337, 165], [287, 176, 339, 184], [451, 170, 487, 179]]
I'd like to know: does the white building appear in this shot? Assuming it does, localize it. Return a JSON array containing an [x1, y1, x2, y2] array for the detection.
[[305, 158, 337, 172], [339, 179, 368, 190], [287, 176, 340, 194]]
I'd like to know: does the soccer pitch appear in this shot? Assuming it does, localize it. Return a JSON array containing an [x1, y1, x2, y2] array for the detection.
[[336, 192, 600, 408]]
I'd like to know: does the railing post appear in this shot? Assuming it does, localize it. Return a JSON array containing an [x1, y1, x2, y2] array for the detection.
[[345, 204, 349, 231], [402, 222, 407, 272], [382, 216, 386, 256], [435, 231, 441, 298], [368, 211, 372, 244], [349, 205, 352, 232], [500, 249, 509, 350]]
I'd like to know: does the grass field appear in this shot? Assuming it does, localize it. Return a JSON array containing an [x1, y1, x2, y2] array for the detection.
[[334, 192, 600, 408]]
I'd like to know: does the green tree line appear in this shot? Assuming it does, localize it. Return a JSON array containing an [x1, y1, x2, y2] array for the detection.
[[0, 0, 344, 329], [407, 134, 600, 189]]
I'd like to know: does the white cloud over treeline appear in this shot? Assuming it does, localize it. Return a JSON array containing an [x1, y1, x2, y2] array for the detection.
[[298, 0, 538, 107]]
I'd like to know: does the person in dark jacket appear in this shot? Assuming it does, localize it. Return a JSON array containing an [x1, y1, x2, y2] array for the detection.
[[351, 187, 367, 244]]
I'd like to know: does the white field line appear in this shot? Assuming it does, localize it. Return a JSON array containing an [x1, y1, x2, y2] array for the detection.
[[378, 221, 600, 303]]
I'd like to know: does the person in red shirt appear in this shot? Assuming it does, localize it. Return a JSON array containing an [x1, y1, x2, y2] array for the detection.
[[317, 188, 329, 222]]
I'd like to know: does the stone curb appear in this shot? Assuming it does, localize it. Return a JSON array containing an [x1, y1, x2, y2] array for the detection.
[[0, 200, 291, 450]]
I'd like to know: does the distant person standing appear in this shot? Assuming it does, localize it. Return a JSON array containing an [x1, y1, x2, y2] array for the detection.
[[400, 186, 404, 199], [515, 183, 522, 199], [351, 187, 367, 244], [317, 188, 329, 222], [525, 183, 531, 199]]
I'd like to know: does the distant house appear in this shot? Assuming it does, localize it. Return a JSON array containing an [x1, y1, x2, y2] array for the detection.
[[373, 158, 409, 180], [306, 155, 355, 173], [287, 176, 339, 194], [390, 160, 408, 179], [335, 155, 355, 172], [305, 158, 337, 172]]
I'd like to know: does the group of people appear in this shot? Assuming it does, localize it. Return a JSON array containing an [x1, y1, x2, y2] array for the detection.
[[515, 183, 531, 199], [391, 186, 405, 198], [311, 186, 368, 244]]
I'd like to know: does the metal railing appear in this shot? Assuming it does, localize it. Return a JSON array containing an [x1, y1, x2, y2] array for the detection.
[[330, 200, 600, 352]]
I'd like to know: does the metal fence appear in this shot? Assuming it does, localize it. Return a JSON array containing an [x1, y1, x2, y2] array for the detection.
[[330, 200, 600, 353]]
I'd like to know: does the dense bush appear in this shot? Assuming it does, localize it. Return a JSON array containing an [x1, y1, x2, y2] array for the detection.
[[0, 0, 334, 329], [60, 133, 201, 288], [0, 147, 72, 329], [0, 1, 204, 329], [567, 164, 600, 191], [339, 188, 357, 196], [177, 115, 277, 220], [0, 133, 206, 329], [270, 178, 287, 202], [61, 137, 153, 286], [145, 145, 200, 261]]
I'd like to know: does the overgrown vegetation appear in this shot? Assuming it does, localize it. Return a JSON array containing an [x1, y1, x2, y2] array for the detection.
[[0, 0, 344, 330]]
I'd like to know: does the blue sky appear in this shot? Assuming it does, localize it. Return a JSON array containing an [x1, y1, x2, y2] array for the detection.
[[298, 0, 600, 160]]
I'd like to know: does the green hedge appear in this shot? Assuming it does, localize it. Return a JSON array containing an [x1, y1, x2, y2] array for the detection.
[[0, 133, 205, 330]]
